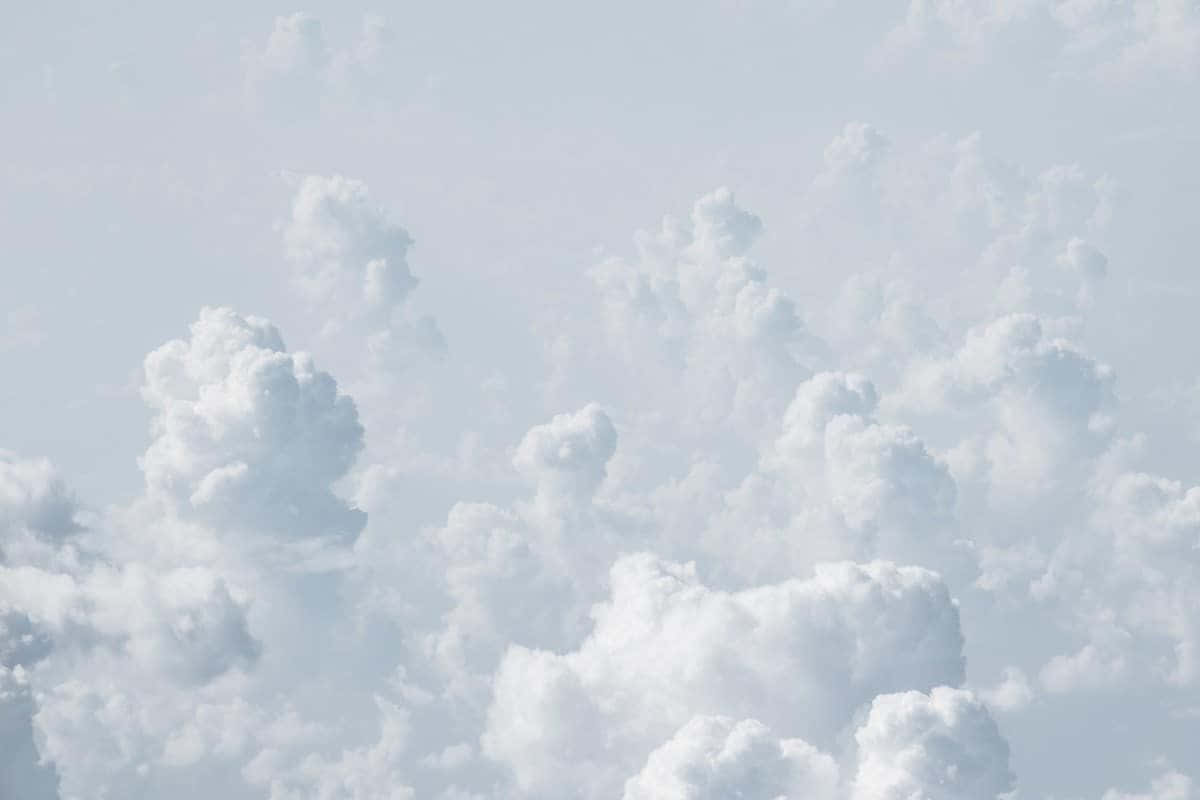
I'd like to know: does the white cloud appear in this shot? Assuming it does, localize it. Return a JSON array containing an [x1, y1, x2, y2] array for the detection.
[[242, 13, 328, 118], [590, 187, 826, 434], [851, 687, 1013, 800], [243, 13, 398, 118], [484, 552, 965, 798], [140, 306, 365, 541], [622, 716, 839, 800], [284, 175, 416, 316], [513, 403, 617, 515], [880, 0, 1200, 78], [1104, 769, 1195, 800], [979, 666, 1035, 712], [0, 452, 79, 546]]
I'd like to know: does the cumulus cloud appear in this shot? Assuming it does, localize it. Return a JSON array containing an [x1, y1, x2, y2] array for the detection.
[[140, 306, 365, 541], [590, 187, 825, 433], [429, 404, 623, 704], [879, 0, 1200, 78], [513, 403, 617, 515], [622, 716, 839, 800], [282, 174, 445, 379], [0, 452, 79, 548], [6, 52, 1200, 799], [284, 174, 416, 314], [897, 312, 1115, 501], [851, 687, 1013, 800], [484, 552, 965, 798], [979, 666, 1034, 712], [243, 12, 398, 118]]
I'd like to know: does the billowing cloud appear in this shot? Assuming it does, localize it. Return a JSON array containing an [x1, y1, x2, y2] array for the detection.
[[284, 174, 416, 315], [140, 306, 365, 541], [851, 687, 1013, 800], [622, 716, 839, 800], [484, 552, 965, 798], [590, 187, 826, 433]]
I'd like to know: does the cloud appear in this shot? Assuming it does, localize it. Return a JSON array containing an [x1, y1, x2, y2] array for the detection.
[[284, 174, 416, 315], [242, 13, 328, 118], [0, 452, 79, 547], [1104, 769, 1195, 800], [979, 666, 1034, 712], [429, 405, 622, 702], [622, 715, 839, 800], [283, 174, 445, 377], [590, 187, 826, 433], [878, 0, 1200, 79], [897, 312, 1115, 501], [243, 13, 398, 118], [483, 552, 965, 798], [140, 306, 365, 541], [513, 403, 617, 515], [851, 687, 1013, 800]]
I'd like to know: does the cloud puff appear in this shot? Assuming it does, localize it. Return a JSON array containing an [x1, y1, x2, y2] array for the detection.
[[851, 687, 1013, 800], [1103, 770, 1194, 800], [879, 0, 1200, 78], [622, 715, 838, 800], [1032, 462, 1200, 692], [805, 125, 1115, 357], [686, 371, 965, 582], [590, 187, 825, 433], [282, 174, 445, 377], [513, 403, 617, 514], [284, 174, 416, 315], [243, 13, 397, 118], [140, 306, 365, 540], [898, 313, 1115, 500], [242, 13, 327, 118], [0, 452, 79, 546], [430, 405, 621, 700], [484, 552, 965, 798]]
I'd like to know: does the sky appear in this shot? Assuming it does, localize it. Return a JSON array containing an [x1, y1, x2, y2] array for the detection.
[[2, 1, 1200, 798]]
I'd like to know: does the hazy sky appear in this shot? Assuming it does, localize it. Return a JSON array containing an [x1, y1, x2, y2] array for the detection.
[[2, 2, 1200, 799]]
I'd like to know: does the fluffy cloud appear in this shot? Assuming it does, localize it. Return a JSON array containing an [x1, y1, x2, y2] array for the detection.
[[590, 187, 825, 433], [429, 405, 621, 700], [484, 552, 965, 797], [622, 716, 838, 800], [7, 69, 1200, 800], [243, 13, 397, 118], [667, 371, 965, 584], [284, 174, 416, 315], [1032, 462, 1200, 691], [513, 403, 617, 516], [898, 312, 1115, 501], [140, 306, 365, 541], [282, 174, 445, 383], [851, 687, 1013, 800], [0, 452, 78, 546], [805, 124, 1115, 351]]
